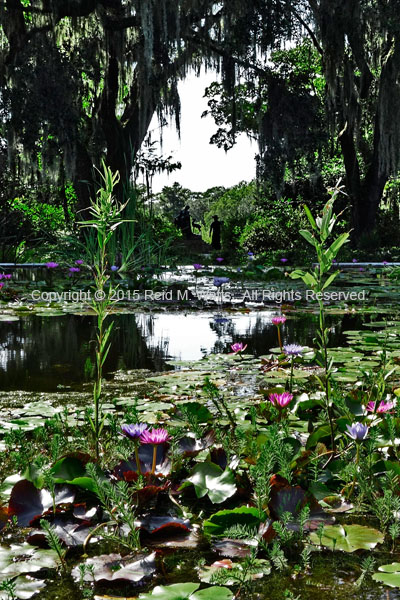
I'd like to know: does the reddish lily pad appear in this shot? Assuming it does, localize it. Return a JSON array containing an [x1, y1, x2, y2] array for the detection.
[[269, 481, 333, 529], [199, 558, 271, 584], [137, 515, 191, 535], [212, 539, 255, 558], [27, 518, 98, 548], [177, 431, 216, 457], [8, 480, 76, 526], [114, 445, 171, 478]]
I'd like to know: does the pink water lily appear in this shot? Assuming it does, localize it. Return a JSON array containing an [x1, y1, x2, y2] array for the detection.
[[231, 342, 247, 354], [269, 392, 293, 409], [272, 316, 286, 326], [140, 428, 171, 475], [366, 400, 395, 414], [140, 428, 170, 445]]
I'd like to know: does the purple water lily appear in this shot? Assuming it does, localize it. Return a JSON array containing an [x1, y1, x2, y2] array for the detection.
[[352, 258, 358, 263], [122, 423, 148, 476], [69, 267, 80, 273], [46, 262, 58, 268], [269, 392, 293, 409], [75, 259, 84, 265], [216, 257, 224, 263], [280, 258, 288, 263], [214, 277, 230, 287], [284, 344, 304, 356], [111, 265, 119, 272], [193, 263, 203, 270], [122, 423, 148, 440], [346, 422, 369, 441], [214, 316, 229, 323]]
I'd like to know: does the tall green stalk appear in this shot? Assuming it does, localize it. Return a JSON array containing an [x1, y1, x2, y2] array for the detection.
[[290, 181, 350, 455], [79, 162, 129, 461]]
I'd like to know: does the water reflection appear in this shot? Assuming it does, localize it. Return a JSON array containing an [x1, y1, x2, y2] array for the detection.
[[0, 310, 364, 391]]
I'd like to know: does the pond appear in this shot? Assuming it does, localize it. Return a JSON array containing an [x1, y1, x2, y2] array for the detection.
[[0, 309, 365, 392]]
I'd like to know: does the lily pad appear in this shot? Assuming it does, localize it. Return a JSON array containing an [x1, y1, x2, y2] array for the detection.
[[72, 552, 156, 584], [372, 563, 400, 587], [309, 524, 384, 552], [138, 583, 233, 600], [8, 480, 76, 526], [203, 507, 264, 536], [199, 558, 271, 584], [0, 543, 59, 575], [182, 463, 236, 504]]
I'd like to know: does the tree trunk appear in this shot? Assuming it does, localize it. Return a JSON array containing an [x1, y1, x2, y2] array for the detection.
[[353, 165, 388, 241], [340, 126, 388, 242]]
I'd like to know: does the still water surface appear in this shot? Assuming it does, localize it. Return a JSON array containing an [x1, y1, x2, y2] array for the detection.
[[0, 310, 364, 391]]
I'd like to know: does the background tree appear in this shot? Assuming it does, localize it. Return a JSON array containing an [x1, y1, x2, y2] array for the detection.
[[201, 0, 400, 241]]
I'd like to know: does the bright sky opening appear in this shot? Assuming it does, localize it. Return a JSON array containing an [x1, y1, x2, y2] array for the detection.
[[150, 69, 257, 193]]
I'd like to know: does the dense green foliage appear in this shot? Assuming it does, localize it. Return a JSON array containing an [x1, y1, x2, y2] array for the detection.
[[1, 0, 399, 252]]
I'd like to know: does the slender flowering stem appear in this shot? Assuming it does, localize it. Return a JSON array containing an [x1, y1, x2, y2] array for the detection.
[[134, 441, 142, 475], [277, 327, 282, 351], [347, 443, 360, 500], [151, 445, 157, 475], [289, 356, 294, 393]]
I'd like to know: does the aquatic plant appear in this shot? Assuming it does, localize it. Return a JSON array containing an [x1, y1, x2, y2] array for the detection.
[[79, 162, 129, 461], [268, 393, 293, 409], [346, 422, 369, 441], [366, 400, 395, 413], [283, 344, 303, 356], [122, 423, 149, 475], [122, 423, 148, 439], [230, 342, 247, 355], [290, 181, 350, 454], [140, 428, 171, 474], [284, 345, 304, 392], [213, 277, 230, 287], [272, 315, 286, 350]]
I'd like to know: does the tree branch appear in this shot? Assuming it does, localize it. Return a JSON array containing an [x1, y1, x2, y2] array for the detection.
[[290, 8, 323, 56]]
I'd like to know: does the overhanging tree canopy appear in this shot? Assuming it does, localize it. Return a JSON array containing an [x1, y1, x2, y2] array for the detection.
[[0, 0, 294, 210]]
